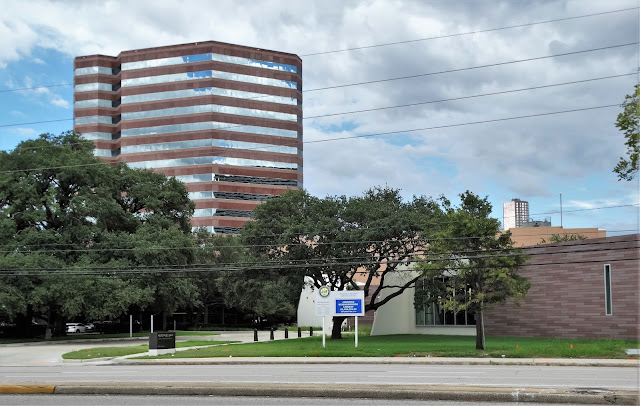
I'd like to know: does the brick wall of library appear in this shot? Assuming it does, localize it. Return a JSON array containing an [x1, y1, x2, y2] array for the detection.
[[484, 234, 639, 340]]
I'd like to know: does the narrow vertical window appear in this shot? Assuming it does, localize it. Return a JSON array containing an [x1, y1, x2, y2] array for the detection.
[[604, 264, 612, 316]]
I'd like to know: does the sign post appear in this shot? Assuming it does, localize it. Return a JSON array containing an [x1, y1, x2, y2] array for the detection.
[[315, 286, 331, 348], [315, 287, 365, 349], [333, 290, 365, 348]]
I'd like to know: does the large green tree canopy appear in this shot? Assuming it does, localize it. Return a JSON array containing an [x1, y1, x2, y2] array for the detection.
[[0, 132, 197, 335], [240, 186, 445, 339], [413, 192, 530, 350]]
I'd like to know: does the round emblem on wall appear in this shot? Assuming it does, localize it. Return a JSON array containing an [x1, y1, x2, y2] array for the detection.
[[319, 286, 330, 297]]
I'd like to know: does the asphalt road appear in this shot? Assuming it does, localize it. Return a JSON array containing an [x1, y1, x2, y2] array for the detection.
[[0, 395, 590, 406], [1, 363, 637, 390]]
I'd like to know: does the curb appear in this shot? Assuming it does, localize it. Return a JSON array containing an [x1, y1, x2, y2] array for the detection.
[[1, 383, 636, 404], [0, 385, 55, 394], [113, 356, 639, 368]]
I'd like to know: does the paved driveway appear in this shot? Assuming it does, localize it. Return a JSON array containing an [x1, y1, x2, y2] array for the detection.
[[0, 330, 286, 366]]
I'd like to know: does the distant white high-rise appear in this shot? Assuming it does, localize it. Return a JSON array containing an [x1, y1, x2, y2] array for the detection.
[[503, 199, 529, 230]]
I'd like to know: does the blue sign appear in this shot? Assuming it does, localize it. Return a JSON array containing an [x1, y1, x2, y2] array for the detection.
[[335, 299, 363, 315]]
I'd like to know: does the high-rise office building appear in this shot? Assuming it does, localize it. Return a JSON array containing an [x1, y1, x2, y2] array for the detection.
[[73, 42, 303, 233], [503, 198, 529, 230]]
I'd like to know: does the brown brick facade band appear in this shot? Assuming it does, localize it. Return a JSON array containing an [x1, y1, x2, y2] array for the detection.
[[74, 41, 303, 233]]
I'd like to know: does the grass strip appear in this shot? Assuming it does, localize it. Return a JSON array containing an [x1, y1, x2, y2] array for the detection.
[[62, 340, 239, 359], [143, 334, 638, 359]]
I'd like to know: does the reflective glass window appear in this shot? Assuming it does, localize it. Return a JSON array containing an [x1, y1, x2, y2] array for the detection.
[[604, 264, 612, 315], [190, 225, 242, 234], [75, 116, 113, 125], [193, 208, 252, 218], [189, 191, 273, 201], [122, 70, 298, 90], [121, 87, 297, 106], [214, 226, 241, 234], [94, 149, 118, 157], [122, 103, 297, 122], [74, 66, 113, 76], [74, 83, 113, 92], [175, 173, 299, 187], [174, 174, 214, 183], [80, 132, 113, 140], [122, 52, 297, 73], [214, 174, 299, 187], [127, 156, 298, 170], [74, 99, 113, 108], [122, 139, 298, 155], [121, 121, 299, 139], [189, 191, 214, 200], [192, 226, 215, 233]]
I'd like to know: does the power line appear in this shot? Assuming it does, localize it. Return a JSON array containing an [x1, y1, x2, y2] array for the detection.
[[300, 7, 639, 56], [1, 245, 636, 276], [1, 42, 635, 129], [0, 102, 626, 174], [0, 118, 73, 128], [7, 73, 633, 153], [0, 225, 635, 254], [304, 42, 637, 92], [305, 104, 621, 144], [305, 73, 634, 119], [0, 83, 70, 94], [1, 6, 635, 95]]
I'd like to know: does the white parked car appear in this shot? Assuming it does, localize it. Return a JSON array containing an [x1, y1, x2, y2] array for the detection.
[[66, 323, 86, 333]]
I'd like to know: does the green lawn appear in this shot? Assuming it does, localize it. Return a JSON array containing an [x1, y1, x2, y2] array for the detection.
[[62, 339, 238, 359], [142, 334, 638, 359]]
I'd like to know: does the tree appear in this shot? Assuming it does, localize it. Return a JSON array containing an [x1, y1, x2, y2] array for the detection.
[[613, 84, 639, 181], [241, 187, 444, 339], [0, 132, 197, 336], [414, 192, 530, 350], [539, 233, 587, 244]]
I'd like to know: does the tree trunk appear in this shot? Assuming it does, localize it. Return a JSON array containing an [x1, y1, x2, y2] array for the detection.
[[162, 311, 167, 331], [331, 316, 347, 339], [15, 307, 33, 338], [475, 307, 485, 350]]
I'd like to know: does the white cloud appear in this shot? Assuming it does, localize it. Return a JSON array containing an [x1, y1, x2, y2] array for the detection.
[[13, 127, 38, 137], [49, 96, 70, 109], [566, 195, 639, 210], [6, 76, 70, 109], [0, 0, 636, 231]]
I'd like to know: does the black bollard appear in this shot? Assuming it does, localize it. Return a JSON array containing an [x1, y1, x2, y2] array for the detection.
[[270, 327, 274, 340], [309, 326, 313, 336], [253, 328, 258, 342], [297, 327, 302, 338], [285, 328, 288, 339]]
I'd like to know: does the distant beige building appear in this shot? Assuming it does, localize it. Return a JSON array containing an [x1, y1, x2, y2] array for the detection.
[[506, 226, 606, 247]]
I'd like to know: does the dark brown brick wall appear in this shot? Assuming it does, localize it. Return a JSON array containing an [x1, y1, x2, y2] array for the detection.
[[484, 234, 639, 340]]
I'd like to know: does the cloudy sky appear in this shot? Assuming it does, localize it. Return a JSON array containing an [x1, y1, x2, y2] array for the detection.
[[1, 0, 638, 235]]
